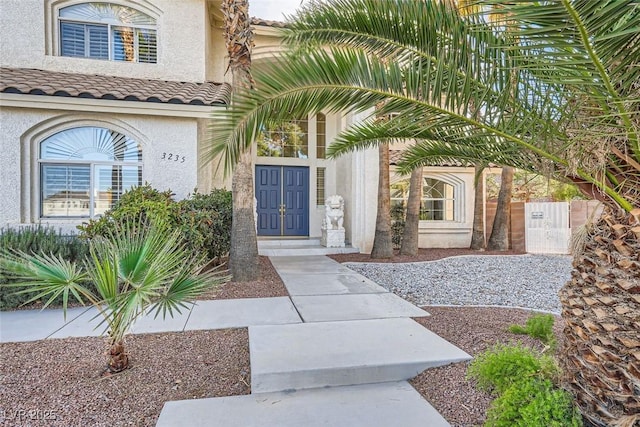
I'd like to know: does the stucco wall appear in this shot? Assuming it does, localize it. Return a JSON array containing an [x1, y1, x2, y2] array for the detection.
[[336, 111, 379, 253], [0, 0, 210, 82], [0, 107, 199, 231]]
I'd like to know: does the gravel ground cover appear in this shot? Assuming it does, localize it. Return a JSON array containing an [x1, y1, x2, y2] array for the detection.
[[344, 254, 572, 313], [0, 329, 250, 427], [197, 256, 289, 300], [329, 248, 525, 264]]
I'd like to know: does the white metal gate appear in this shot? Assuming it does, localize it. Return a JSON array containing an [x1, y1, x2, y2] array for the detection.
[[525, 202, 571, 254]]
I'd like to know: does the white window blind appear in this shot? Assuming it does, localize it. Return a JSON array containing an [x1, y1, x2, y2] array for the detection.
[[40, 127, 142, 218], [59, 3, 156, 63], [317, 168, 326, 205]]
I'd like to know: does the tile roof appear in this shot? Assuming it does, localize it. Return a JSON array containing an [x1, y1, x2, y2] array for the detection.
[[389, 149, 472, 167], [250, 17, 288, 28], [0, 68, 231, 106]]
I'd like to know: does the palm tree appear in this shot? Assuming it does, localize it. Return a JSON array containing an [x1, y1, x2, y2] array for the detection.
[[0, 223, 227, 372], [400, 166, 423, 256], [470, 164, 486, 250], [487, 166, 514, 251], [371, 142, 394, 258], [208, 1, 639, 423], [220, 0, 259, 282]]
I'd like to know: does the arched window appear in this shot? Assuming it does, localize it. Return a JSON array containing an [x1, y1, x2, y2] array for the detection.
[[421, 178, 455, 221], [390, 176, 458, 221], [39, 127, 142, 218], [59, 3, 157, 63]]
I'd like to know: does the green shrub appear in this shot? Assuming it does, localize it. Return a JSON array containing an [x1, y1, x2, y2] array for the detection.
[[176, 189, 232, 263], [508, 313, 557, 348], [468, 343, 581, 427], [0, 226, 90, 309], [78, 185, 232, 264], [77, 184, 177, 239], [467, 343, 559, 394], [486, 378, 582, 427]]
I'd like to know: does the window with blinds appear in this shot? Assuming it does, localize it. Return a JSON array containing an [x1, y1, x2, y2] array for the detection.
[[317, 167, 326, 206], [40, 127, 142, 218], [316, 113, 326, 159], [59, 3, 157, 63]]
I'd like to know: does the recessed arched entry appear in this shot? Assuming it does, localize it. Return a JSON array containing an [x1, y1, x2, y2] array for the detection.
[[255, 166, 309, 236]]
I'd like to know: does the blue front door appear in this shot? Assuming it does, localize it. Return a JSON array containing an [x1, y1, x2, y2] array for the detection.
[[256, 166, 309, 236]]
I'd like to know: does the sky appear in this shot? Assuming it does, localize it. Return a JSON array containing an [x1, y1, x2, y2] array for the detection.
[[249, 0, 309, 21]]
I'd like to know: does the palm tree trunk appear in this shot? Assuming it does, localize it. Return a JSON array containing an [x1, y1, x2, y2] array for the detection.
[[230, 149, 259, 281], [400, 167, 423, 256], [487, 166, 514, 251], [470, 164, 486, 250], [223, 0, 259, 281], [371, 143, 393, 258], [107, 340, 128, 373], [560, 208, 640, 426]]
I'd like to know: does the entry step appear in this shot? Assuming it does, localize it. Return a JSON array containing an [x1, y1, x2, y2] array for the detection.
[[249, 318, 471, 393], [259, 245, 360, 256], [156, 381, 451, 427]]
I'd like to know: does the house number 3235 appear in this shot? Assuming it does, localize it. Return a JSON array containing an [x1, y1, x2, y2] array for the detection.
[[161, 153, 185, 163]]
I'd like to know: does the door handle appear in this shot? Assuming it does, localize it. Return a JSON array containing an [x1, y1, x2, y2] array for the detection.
[[279, 204, 286, 215]]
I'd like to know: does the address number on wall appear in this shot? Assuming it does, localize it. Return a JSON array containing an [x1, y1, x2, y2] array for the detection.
[[161, 153, 186, 163]]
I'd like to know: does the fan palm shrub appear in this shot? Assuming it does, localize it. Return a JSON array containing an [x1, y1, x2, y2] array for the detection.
[[207, 0, 639, 424], [0, 222, 228, 373]]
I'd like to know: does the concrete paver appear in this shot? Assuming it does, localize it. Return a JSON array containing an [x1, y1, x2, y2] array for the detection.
[[0, 306, 94, 342], [0, 297, 301, 342], [278, 272, 387, 296], [249, 317, 471, 393], [129, 306, 194, 334], [268, 256, 354, 274], [48, 307, 107, 339], [185, 297, 301, 331], [157, 381, 450, 427], [292, 292, 429, 322]]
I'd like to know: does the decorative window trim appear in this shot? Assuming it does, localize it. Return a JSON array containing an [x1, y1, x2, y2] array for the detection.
[[46, 0, 161, 60]]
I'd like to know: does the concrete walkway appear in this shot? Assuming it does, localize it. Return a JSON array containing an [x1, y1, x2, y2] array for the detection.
[[159, 255, 471, 426], [0, 297, 301, 343], [0, 254, 471, 426]]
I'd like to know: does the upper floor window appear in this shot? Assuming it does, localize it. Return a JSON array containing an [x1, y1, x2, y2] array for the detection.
[[59, 3, 157, 63], [40, 127, 142, 218]]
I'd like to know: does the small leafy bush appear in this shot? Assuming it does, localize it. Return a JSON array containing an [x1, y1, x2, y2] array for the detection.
[[467, 343, 559, 394], [175, 190, 232, 263], [468, 343, 581, 427], [485, 378, 582, 427], [77, 184, 177, 239], [78, 185, 232, 264], [0, 226, 90, 309], [508, 313, 556, 348]]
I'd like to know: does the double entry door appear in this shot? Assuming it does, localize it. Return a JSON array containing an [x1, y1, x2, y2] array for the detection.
[[255, 166, 309, 236]]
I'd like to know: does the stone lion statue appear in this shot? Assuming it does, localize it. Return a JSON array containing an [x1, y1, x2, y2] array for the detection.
[[324, 195, 345, 230]]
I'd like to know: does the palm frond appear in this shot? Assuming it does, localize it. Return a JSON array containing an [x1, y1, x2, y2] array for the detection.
[[0, 250, 93, 318]]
